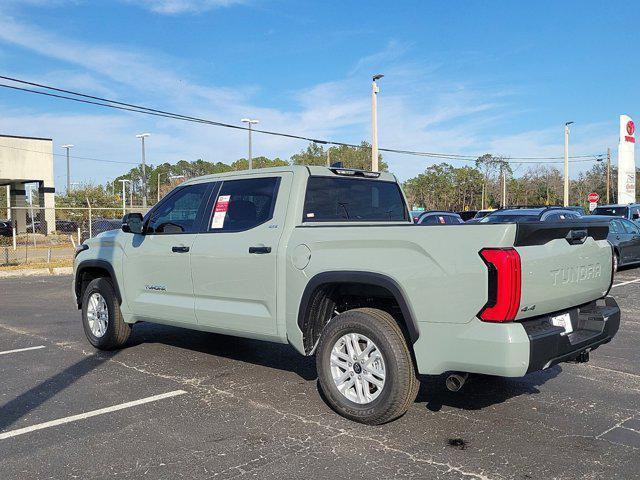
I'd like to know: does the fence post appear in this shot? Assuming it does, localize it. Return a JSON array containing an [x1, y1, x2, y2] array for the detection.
[[77, 227, 81, 245], [12, 226, 16, 251], [47, 248, 51, 267], [86, 198, 93, 239], [3, 246, 8, 265]]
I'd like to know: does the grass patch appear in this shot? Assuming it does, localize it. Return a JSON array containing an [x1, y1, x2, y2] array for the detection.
[[0, 257, 73, 271]]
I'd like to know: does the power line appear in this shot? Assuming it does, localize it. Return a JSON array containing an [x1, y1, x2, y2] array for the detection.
[[0, 143, 139, 165], [0, 75, 606, 164]]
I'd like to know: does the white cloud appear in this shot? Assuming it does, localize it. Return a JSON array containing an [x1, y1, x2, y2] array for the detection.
[[124, 0, 247, 15]]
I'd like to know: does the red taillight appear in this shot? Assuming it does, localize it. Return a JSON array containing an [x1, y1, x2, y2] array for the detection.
[[478, 248, 521, 322]]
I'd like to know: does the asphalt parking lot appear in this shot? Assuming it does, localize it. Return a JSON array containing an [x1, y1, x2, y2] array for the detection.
[[1, 271, 639, 479]]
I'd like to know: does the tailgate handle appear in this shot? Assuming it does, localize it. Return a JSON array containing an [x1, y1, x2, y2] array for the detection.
[[566, 229, 588, 245]]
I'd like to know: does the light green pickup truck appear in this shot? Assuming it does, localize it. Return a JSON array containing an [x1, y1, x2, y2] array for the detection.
[[73, 165, 620, 424]]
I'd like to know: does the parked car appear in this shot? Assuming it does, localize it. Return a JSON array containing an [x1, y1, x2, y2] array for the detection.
[[409, 210, 425, 222], [605, 216, 640, 271], [56, 220, 79, 233], [82, 218, 123, 239], [74, 165, 619, 425], [465, 209, 496, 223], [457, 210, 478, 222], [416, 211, 464, 224], [479, 207, 582, 223], [0, 220, 12, 237], [592, 203, 640, 223]]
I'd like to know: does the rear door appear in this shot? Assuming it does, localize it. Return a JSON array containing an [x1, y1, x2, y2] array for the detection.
[[190, 173, 292, 337]]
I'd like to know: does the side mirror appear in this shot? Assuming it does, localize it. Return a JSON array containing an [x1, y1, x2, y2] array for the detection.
[[122, 213, 144, 234]]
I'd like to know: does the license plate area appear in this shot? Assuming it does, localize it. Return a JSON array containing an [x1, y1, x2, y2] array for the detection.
[[551, 312, 573, 335]]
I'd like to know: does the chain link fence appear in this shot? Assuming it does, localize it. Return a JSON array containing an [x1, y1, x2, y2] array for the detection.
[[1, 206, 148, 268]]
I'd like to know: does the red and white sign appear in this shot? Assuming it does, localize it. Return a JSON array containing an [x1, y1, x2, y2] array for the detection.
[[619, 114, 636, 204], [587, 192, 599, 203], [625, 120, 636, 143], [211, 195, 230, 229]]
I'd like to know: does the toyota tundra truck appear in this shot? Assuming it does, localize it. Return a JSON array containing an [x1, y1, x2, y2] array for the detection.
[[73, 165, 620, 424]]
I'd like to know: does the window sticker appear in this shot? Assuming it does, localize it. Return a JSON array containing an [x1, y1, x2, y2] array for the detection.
[[211, 195, 230, 229]]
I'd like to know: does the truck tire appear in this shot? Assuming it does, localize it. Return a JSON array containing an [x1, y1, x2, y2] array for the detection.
[[81, 277, 131, 350], [316, 308, 420, 425]]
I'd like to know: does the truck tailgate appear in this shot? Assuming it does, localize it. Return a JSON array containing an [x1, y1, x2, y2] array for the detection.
[[514, 221, 613, 320]]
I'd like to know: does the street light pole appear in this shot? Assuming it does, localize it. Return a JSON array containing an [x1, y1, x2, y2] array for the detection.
[[606, 147, 611, 204], [371, 74, 384, 172], [241, 119, 259, 170], [61, 144, 74, 194], [136, 133, 150, 208], [563, 122, 574, 206], [157, 172, 163, 203], [118, 179, 130, 216]]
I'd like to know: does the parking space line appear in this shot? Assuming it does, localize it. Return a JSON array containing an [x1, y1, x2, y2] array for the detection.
[[0, 345, 45, 356], [612, 278, 640, 288], [0, 389, 187, 440]]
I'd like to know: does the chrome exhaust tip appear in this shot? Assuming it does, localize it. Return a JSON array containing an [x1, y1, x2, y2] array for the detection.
[[445, 372, 469, 392]]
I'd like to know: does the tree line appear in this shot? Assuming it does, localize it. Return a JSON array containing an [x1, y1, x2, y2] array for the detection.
[[40, 141, 633, 212]]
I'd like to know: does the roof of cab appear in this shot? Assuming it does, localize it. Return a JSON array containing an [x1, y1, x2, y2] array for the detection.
[[181, 165, 398, 185]]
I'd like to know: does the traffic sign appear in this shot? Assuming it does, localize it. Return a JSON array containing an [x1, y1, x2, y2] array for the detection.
[[587, 192, 599, 203]]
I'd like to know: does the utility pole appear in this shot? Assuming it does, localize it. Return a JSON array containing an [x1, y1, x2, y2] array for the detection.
[[606, 147, 611, 204], [563, 121, 574, 206], [241, 119, 259, 169], [481, 182, 485, 210], [502, 169, 507, 207], [136, 133, 150, 208], [371, 74, 384, 172], [61, 144, 74, 194], [157, 172, 163, 203]]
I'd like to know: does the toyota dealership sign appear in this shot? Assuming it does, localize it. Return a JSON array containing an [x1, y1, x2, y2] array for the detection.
[[618, 114, 636, 203]]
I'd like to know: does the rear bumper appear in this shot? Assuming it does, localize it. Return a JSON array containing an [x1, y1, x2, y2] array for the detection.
[[412, 297, 620, 377], [522, 297, 620, 373]]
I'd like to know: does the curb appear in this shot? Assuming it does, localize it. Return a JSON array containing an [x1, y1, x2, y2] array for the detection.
[[0, 267, 73, 278]]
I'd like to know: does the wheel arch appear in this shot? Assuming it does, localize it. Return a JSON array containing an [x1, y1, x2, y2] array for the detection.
[[75, 260, 121, 308], [297, 271, 420, 354]]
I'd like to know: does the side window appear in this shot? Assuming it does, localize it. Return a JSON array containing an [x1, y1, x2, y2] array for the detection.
[[609, 220, 620, 234], [545, 213, 560, 221], [445, 215, 463, 224], [147, 183, 210, 234], [209, 177, 279, 232], [419, 215, 439, 224], [622, 219, 640, 234]]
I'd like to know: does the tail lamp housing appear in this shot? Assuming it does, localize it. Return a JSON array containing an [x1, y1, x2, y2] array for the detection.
[[478, 248, 521, 322]]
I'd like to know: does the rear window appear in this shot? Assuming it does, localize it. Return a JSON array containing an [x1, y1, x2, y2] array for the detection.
[[303, 176, 408, 222], [593, 206, 628, 218]]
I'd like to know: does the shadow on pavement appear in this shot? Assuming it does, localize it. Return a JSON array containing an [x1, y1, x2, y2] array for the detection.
[[417, 367, 562, 412], [0, 350, 121, 431], [129, 322, 317, 381]]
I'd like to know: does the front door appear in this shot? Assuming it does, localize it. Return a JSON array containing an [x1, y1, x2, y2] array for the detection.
[[122, 182, 212, 325], [190, 173, 291, 337]]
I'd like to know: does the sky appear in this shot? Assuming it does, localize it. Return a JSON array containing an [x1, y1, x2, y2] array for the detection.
[[0, 0, 637, 188]]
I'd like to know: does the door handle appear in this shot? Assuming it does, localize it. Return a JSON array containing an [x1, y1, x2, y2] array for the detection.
[[172, 246, 190, 253], [249, 246, 271, 254]]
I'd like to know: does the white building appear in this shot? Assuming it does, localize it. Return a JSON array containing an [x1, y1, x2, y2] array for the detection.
[[0, 134, 56, 234]]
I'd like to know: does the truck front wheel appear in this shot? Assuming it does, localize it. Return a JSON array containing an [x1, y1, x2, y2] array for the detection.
[[316, 308, 419, 425], [81, 277, 131, 350]]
